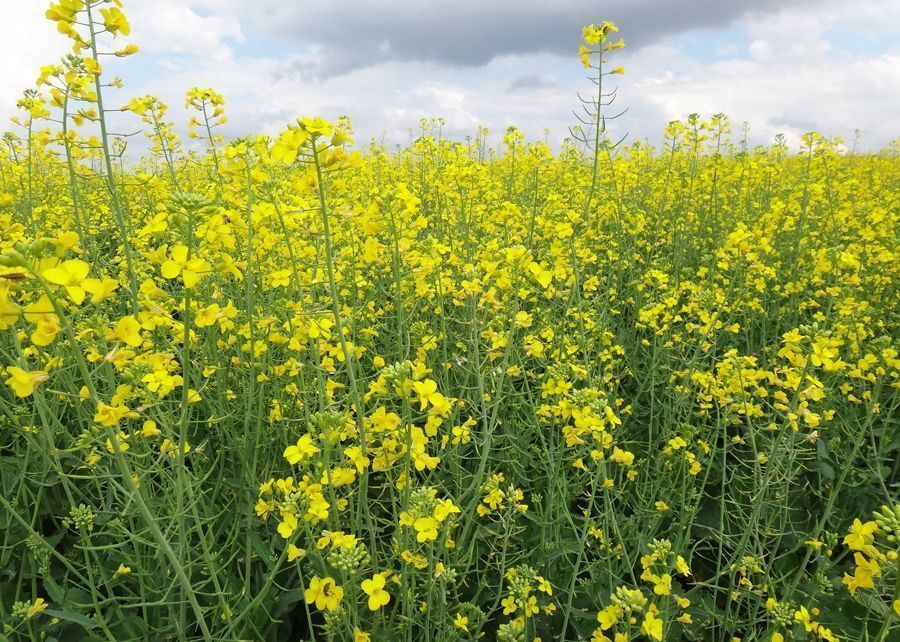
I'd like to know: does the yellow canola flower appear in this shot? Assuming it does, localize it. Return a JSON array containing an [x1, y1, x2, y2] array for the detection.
[[195, 303, 220, 327], [0, 289, 21, 330], [25, 597, 49, 619], [299, 116, 333, 138], [412, 516, 439, 542], [160, 245, 210, 288], [284, 434, 320, 465], [641, 610, 663, 641], [843, 519, 878, 557], [142, 370, 183, 398], [412, 378, 445, 411], [5, 367, 49, 397], [277, 513, 298, 539], [842, 552, 881, 594], [115, 44, 139, 57], [43, 259, 90, 304], [528, 261, 552, 289], [83, 277, 119, 304], [108, 315, 142, 347], [31, 316, 62, 347], [46, 1, 80, 21], [99, 6, 131, 36], [83, 57, 101, 75], [360, 573, 391, 611], [142, 421, 161, 438], [94, 402, 131, 427], [271, 128, 309, 165], [304, 575, 343, 612], [578, 44, 592, 68]]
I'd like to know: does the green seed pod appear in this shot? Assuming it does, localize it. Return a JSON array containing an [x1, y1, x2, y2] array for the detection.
[[0, 249, 28, 267], [28, 238, 53, 256]]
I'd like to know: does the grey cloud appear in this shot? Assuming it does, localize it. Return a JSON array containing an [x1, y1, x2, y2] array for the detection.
[[767, 113, 822, 133], [274, 57, 322, 83], [507, 73, 557, 91], [231, 0, 826, 76]]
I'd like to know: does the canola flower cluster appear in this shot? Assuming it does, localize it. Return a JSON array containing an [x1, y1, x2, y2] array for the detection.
[[1, 4, 898, 642]]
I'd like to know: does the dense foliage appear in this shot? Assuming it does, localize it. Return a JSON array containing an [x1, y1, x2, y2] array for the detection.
[[1, 3, 898, 641]]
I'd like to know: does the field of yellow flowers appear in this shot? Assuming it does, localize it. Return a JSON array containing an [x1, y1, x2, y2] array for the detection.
[[1, 3, 899, 642]]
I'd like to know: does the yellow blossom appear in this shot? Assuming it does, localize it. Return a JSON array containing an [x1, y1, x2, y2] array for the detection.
[[361, 573, 391, 611], [4, 367, 49, 397]]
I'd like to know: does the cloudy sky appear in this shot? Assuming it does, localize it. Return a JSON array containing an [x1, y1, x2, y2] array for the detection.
[[1, 0, 898, 151]]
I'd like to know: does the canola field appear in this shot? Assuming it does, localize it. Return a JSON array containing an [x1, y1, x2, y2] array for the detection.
[[1, 4, 899, 642]]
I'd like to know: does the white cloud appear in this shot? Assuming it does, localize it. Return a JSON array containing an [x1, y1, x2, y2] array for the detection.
[[617, 3, 900, 149], [129, 0, 244, 61], [0, 1, 243, 128], [0, 3, 67, 125], [0, 0, 896, 154], [202, 0, 818, 74]]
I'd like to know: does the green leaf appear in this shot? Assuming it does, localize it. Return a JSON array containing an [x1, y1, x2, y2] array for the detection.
[[851, 590, 891, 619], [43, 575, 66, 604], [248, 529, 276, 566], [810, 458, 835, 481], [44, 609, 98, 630]]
